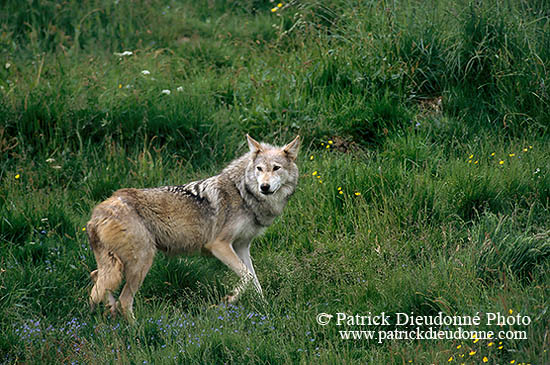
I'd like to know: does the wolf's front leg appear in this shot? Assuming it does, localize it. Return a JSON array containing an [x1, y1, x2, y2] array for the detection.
[[234, 242, 263, 298], [205, 237, 254, 303]]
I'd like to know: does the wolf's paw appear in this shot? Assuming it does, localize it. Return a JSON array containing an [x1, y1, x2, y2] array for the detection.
[[119, 302, 136, 324], [100, 301, 118, 319], [122, 310, 136, 324], [102, 308, 115, 319], [222, 294, 237, 304], [113, 301, 121, 315]]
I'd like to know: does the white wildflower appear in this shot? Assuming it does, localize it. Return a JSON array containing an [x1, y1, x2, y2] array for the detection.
[[114, 51, 133, 57], [161, 89, 171, 95], [141, 70, 151, 75], [176, 86, 184, 92]]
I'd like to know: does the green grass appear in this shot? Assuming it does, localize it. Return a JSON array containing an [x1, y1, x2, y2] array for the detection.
[[1, 0, 549, 363]]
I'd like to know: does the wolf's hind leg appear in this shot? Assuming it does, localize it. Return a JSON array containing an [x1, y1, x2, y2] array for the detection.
[[118, 247, 155, 322], [90, 270, 98, 312], [89, 251, 124, 315]]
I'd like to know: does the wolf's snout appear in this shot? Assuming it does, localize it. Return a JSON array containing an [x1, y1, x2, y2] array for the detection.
[[260, 183, 271, 194]]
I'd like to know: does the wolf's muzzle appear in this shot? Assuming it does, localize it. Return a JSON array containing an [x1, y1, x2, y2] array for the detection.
[[260, 183, 273, 195]]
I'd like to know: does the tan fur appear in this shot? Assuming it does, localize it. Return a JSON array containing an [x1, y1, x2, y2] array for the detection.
[[87, 135, 300, 321]]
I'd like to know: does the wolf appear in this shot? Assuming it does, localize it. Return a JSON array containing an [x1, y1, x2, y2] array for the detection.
[[86, 135, 300, 321]]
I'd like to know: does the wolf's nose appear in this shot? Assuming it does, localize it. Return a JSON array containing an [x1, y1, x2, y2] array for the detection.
[[260, 183, 271, 193]]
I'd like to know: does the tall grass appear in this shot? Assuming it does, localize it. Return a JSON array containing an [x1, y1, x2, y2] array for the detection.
[[1, 0, 549, 363]]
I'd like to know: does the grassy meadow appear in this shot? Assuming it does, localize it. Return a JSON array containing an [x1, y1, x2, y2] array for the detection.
[[1, 0, 549, 363]]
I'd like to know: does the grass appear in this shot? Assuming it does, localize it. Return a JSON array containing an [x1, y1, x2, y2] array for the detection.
[[1, 0, 549, 363]]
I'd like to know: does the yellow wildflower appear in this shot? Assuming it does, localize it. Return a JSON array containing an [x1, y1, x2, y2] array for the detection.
[[354, 192, 361, 196], [473, 338, 479, 343], [457, 345, 462, 349], [15, 174, 20, 179], [509, 153, 515, 157], [328, 140, 333, 144], [82, 227, 86, 231], [337, 187, 342, 190], [277, 3, 283, 7], [523, 148, 528, 152], [490, 152, 495, 156], [339, 191, 343, 195], [483, 357, 488, 363], [510, 360, 515, 364], [509, 309, 513, 314], [271, 7, 278, 12], [469, 350, 476, 355], [326, 144, 330, 149], [448, 356, 453, 362], [474, 160, 479, 164], [469, 154, 474, 159], [529, 145, 533, 149], [488, 342, 493, 347], [499, 160, 504, 165], [310, 155, 314, 160], [312, 171, 317, 176], [118, 84, 122, 88]]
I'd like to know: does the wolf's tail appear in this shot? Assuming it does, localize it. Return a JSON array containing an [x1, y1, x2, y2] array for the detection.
[[87, 222, 124, 307]]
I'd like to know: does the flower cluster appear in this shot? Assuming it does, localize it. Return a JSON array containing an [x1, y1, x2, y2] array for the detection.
[[14, 317, 89, 360], [443, 324, 529, 365], [309, 140, 362, 197], [12, 304, 307, 361], [113, 68, 184, 95], [271, 3, 283, 12], [444, 338, 521, 364], [312, 170, 323, 184], [467, 146, 533, 166]]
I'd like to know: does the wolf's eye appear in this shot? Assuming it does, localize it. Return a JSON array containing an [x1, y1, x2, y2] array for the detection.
[[257, 166, 263, 172], [273, 165, 281, 171]]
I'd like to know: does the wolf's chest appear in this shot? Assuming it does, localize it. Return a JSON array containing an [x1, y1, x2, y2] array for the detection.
[[230, 214, 268, 242]]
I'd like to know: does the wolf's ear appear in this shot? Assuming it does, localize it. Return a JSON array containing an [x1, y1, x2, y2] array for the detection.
[[283, 135, 300, 161], [247, 134, 263, 154]]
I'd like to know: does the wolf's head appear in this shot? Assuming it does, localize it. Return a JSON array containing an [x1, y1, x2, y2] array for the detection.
[[245, 134, 300, 198]]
